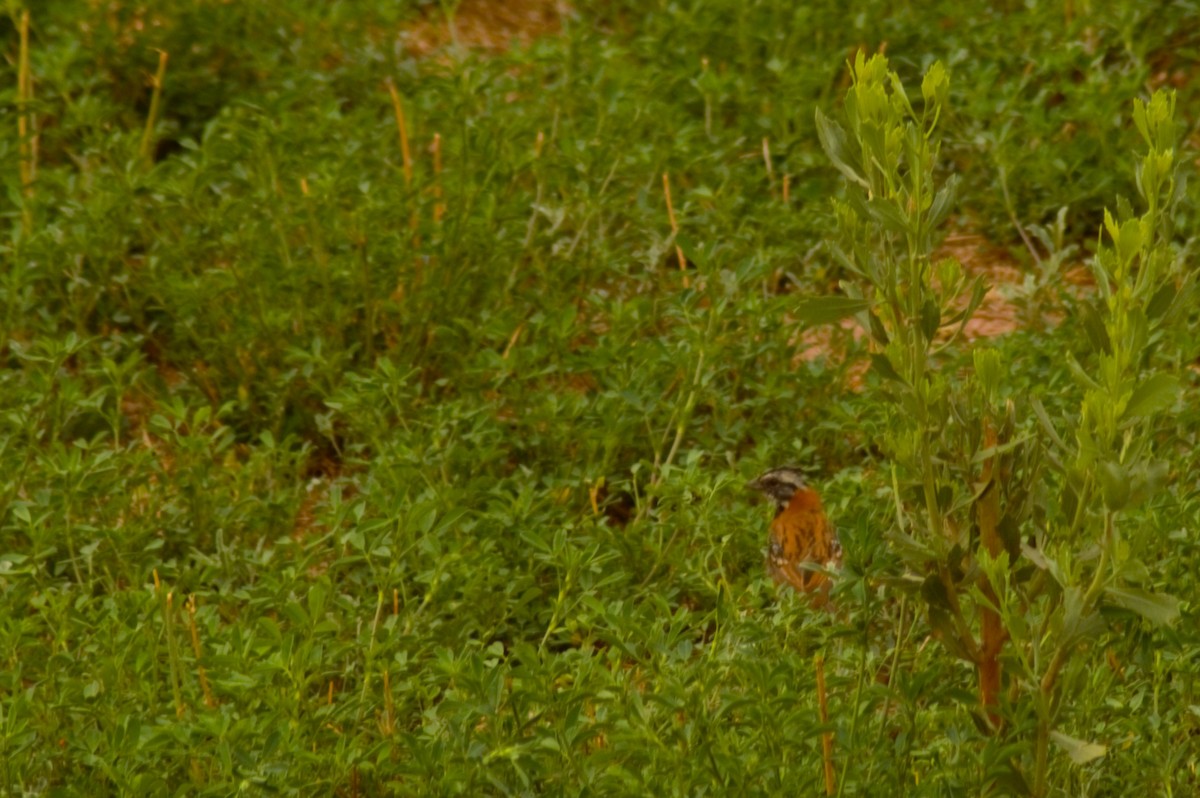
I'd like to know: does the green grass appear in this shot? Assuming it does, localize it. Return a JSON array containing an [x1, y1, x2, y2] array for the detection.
[[2, 1, 1199, 794]]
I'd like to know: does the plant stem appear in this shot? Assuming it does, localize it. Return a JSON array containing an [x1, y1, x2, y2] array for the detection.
[[815, 654, 835, 796], [1033, 693, 1050, 797], [977, 418, 1006, 729], [17, 10, 33, 235], [140, 50, 169, 166]]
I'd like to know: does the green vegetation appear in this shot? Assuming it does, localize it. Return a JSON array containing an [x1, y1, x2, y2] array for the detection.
[[2, 1, 1197, 794]]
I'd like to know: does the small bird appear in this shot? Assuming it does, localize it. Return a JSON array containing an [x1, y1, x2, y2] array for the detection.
[[747, 466, 842, 600]]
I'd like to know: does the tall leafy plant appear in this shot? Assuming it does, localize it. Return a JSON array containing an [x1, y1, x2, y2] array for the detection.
[[1016, 88, 1185, 792], [806, 53, 1184, 793], [807, 49, 1005, 716]]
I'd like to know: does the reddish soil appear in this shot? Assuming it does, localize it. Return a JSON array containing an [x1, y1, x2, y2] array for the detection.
[[792, 232, 1073, 390], [402, 0, 569, 57], [938, 233, 1025, 341]]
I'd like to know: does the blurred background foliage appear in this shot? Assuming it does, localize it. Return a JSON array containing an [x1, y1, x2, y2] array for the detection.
[[0, 0, 1198, 793]]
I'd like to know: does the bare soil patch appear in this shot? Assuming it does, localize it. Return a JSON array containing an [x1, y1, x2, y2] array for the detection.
[[937, 233, 1024, 341], [402, 0, 569, 57], [793, 233, 1060, 390]]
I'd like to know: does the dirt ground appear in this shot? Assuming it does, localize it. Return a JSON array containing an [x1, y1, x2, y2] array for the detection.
[[793, 233, 1052, 389], [401, 0, 569, 56]]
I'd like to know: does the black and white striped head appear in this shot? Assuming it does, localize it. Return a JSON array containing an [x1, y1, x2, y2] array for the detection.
[[747, 466, 808, 511]]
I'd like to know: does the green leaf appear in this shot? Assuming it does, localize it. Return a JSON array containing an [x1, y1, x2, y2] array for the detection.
[[1116, 218, 1142, 262], [1125, 459, 1170, 506], [1145, 281, 1176, 319], [943, 275, 987, 332], [1050, 731, 1107, 765], [865, 198, 910, 235], [1077, 300, 1112, 355], [1104, 587, 1180, 626], [1123, 373, 1179, 420], [924, 576, 974, 662], [1132, 97, 1150, 146], [1096, 460, 1130, 511], [921, 61, 948, 106], [814, 108, 869, 188], [280, 601, 309, 628], [927, 606, 973, 663], [827, 242, 864, 278], [674, 233, 699, 265], [307, 582, 328, 619], [1116, 557, 1151, 585], [1061, 586, 1104, 645], [1022, 542, 1064, 586], [870, 353, 905, 383], [885, 528, 937, 565], [867, 309, 890, 345], [921, 572, 953, 609], [1115, 195, 1135, 225], [973, 348, 1002, 398], [927, 174, 959, 229], [1030, 398, 1068, 452], [888, 72, 916, 118], [920, 298, 940, 342], [793, 295, 870, 325], [1065, 354, 1101, 391], [997, 515, 1021, 561]]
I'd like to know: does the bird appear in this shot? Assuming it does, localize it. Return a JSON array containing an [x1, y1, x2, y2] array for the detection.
[[747, 466, 842, 600]]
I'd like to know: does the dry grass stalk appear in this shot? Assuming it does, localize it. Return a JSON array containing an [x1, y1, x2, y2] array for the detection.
[[187, 595, 217, 708], [386, 80, 414, 188], [815, 654, 835, 796], [432, 133, 445, 222], [17, 10, 33, 233], [662, 173, 689, 286]]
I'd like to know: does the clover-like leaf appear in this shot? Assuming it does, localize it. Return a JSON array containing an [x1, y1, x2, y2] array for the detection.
[[793, 295, 870, 325]]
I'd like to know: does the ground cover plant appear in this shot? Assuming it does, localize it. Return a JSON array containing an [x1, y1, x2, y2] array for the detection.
[[1, 0, 1198, 794]]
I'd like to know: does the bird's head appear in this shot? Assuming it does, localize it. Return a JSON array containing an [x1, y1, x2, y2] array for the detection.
[[747, 466, 808, 511]]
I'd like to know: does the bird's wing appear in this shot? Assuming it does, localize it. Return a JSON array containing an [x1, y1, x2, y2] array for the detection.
[[770, 508, 835, 591]]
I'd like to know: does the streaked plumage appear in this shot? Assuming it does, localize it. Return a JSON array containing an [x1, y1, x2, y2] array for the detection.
[[748, 467, 842, 598]]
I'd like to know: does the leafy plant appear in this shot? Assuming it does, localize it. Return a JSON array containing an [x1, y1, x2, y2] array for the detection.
[[1, 1, 1198, 794], [809, 52, 1190, 794], [1018, 88, 1186, 793]]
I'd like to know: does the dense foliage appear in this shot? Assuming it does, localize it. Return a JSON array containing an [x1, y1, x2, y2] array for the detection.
[[1, 1, 1197, 794]]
